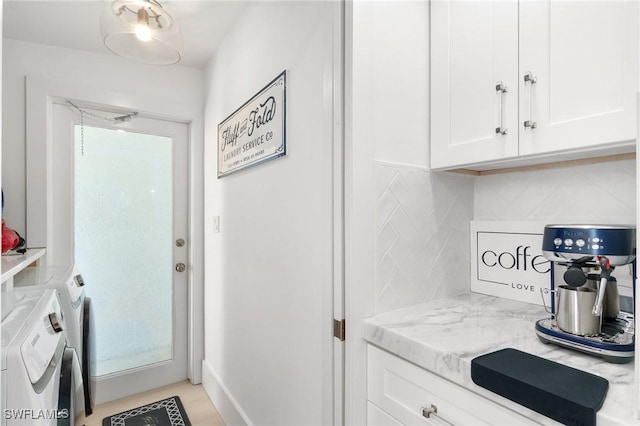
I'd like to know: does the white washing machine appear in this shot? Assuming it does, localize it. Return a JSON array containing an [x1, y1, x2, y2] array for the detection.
[[13, 265, 92, 416], [1, 288, 80, 426]]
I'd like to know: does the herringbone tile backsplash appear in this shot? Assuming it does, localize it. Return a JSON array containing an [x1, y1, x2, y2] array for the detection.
[[374, 158, 636, 315], [474, 159, 636, 223], [375, 162, 473, 314]]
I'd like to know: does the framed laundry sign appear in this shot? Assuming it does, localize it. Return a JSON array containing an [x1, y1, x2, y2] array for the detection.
[[217, 70, 286, 177], [470, 221, 552, 306]]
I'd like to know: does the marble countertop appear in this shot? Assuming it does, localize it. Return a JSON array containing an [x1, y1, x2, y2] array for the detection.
[[364, 292, 637, 425]]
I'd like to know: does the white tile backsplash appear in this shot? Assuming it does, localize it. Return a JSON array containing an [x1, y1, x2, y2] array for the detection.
[[474, 159, 636, 224], [374, 158, 636, 315], [374, 162, 473, 314]]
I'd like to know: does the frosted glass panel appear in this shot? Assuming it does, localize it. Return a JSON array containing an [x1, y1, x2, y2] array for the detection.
[[74, 126, 173, 377]]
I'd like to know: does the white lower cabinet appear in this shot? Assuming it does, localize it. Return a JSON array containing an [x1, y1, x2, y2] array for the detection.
[[367, 345, 539, 425], [368, 402, 404, 426]]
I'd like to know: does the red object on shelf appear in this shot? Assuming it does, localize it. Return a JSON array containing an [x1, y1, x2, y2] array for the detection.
[[2, 219, 20, 253]]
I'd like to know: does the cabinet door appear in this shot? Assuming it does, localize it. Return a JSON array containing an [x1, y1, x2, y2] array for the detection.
[[519, 1, 639, 156], [431, 0, 519, 169]]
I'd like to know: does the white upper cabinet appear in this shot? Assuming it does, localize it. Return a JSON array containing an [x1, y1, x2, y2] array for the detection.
[[431, 0, 638, 170], [431, 0, 519, 169], [519, 1, 638, 156]]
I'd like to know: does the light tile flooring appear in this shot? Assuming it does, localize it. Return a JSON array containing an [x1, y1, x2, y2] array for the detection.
[[77, 380, 225, 426]]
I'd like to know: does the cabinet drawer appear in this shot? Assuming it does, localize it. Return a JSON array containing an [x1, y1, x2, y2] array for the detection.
[[368, 402, 403, 426], [367, 345, 538, 425]]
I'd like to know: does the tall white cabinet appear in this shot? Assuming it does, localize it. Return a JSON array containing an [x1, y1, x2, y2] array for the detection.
[[431, 0, 639, 170]]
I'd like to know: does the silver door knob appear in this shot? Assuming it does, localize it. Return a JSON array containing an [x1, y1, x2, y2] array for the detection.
[[175, 263, 186, 272]]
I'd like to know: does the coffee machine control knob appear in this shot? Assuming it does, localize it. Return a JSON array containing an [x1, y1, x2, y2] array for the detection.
[[575, 239, 586, 248], [564, 238, 574, 247], [553, 238, 563, 246]]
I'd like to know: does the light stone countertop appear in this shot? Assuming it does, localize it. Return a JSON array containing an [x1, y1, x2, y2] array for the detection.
[[363, 292, 637, 425]]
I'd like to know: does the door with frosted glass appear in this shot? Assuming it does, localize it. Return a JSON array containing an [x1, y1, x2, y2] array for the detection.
[[53, 103, 188, 404]]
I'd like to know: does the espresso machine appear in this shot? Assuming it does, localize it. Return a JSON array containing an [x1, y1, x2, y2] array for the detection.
[[535, 224, 636, 363]]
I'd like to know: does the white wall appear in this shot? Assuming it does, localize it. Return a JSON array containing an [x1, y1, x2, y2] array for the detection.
[[202, 2, 337, 425], [0, 1, 3, 220], [346, 1, 470, 424], [360, 2, 429, 167], [350, 0, 473, 315], [2, 39, 203, 237]]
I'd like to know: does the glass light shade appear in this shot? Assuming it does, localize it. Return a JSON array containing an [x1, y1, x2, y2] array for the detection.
[[100, 0, 183, 65]]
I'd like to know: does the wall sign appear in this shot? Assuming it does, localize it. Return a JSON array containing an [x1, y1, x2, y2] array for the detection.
[[218, 71, 286, 177], [471, 221, 551, 306]]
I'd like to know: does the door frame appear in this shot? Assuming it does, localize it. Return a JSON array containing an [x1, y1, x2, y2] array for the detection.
[[332, 1, 346, 425], [52, 104, 190, 403], [25, 76, 205, 386]]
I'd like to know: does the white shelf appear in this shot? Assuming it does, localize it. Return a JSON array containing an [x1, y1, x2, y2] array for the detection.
[[1, 248, 46, 284]]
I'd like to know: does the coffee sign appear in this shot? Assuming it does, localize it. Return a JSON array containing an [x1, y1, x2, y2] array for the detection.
[[471, 221, 551, 306], [218, 71, 286, 177]]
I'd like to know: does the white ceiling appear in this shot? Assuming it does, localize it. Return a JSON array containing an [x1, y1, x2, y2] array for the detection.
[[3, 0, 249, 69]]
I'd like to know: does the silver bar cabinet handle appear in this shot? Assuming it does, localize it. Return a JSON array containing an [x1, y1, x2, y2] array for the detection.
[[523, 72, 537, 129], [495, 82, 508, 135]]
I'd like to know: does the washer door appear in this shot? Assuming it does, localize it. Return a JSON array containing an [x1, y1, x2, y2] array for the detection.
[[58, 347, 80, 426]]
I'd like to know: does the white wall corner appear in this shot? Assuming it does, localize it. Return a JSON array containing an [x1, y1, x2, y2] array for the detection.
[[201, 360, 252, 426]]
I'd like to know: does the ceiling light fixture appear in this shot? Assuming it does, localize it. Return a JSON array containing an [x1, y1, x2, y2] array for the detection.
[[134, 9, 153, 42], [100, 0, 183, 65]]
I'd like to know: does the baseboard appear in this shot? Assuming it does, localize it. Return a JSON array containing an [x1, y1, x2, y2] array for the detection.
[[201, 360, 252, 426]]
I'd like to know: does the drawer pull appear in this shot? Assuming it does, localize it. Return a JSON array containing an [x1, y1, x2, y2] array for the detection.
[[422, 404, 453, 425], [422, 404, 438, 419], [422, 404, 438, 418]]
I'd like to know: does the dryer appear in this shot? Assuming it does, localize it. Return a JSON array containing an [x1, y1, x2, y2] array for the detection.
[[13, 265, 93, 416], [1, 288, 79, 426]]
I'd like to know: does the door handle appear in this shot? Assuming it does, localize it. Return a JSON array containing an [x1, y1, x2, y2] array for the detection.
[[495, 81, 508, 135], [523, 72, 537, 129], [175, 263, 186, 272]]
